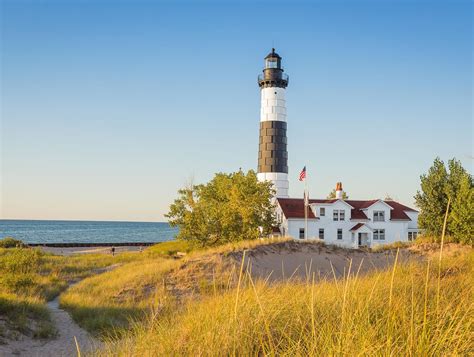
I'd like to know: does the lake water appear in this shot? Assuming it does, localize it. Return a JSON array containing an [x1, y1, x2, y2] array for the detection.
[[0, 220, 178, 244]]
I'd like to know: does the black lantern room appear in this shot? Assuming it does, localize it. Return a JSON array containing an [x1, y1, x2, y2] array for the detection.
[[258, 48, 289, 88]]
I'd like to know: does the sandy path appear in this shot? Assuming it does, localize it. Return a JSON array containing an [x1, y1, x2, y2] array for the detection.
[[0, 300, 99, 357], [0, 266, 118, 357]]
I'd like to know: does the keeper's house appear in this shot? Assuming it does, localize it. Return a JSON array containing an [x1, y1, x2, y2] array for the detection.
[[275, 183, 419, 249]]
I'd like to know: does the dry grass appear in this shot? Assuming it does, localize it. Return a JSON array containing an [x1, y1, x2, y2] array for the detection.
[[4, 237, 472, 355], [59, 258, 181, 336], [0, 246, 138, 341], [58, 238, 291, 336], [98, 249, 474, 356]]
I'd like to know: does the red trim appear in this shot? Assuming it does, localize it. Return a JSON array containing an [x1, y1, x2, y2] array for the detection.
[[350, 223, 365, 231]]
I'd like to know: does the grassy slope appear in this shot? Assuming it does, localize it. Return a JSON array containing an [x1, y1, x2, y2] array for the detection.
[[0, 247, 137, 340], [59, 238, 289, 336], [3, 238, 472, 355], [59, 258, 180, 335], [101, 249, 474, 356]]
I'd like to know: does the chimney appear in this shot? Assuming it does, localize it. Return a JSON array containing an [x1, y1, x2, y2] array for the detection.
[[335, 182, 343, 199]]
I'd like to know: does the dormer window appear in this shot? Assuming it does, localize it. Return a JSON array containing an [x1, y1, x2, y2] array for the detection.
[[373, 211, 385, 222]]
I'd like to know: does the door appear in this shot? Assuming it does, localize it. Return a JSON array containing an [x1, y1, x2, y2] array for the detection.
[[358, 233, 368, 247]]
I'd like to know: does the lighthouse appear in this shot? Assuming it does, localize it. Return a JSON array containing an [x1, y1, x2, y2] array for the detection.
[[257, 49, 289, 198]]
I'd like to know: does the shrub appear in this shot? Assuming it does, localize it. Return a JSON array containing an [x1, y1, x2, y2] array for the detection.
[[0, 237, 27, 248]]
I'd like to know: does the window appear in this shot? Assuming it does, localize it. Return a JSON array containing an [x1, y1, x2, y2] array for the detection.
[[299, 228, 305, 239], [373, 229, 385, 240], [320, 207, 326, 216], [333, 210, 345, 221], [266, 58, 278, 68], [408, 232, 418, 241], [319, 229, 324, 240], [373, 211, 385, 222], [337, 229, 343, 240]]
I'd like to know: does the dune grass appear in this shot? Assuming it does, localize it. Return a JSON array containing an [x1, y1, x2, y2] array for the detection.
[[97, 249, 474, 356], [3, 236, 472, 355], [144, 239, 195, 257], [58, 237, 292, 337], [59, 258, 181, 336], [0, 244, 139, 340]]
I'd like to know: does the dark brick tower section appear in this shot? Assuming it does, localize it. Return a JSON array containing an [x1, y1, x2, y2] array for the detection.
[[258, 121, 288, 173]]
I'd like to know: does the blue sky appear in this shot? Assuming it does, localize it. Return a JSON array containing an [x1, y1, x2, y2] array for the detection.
[[1, 0, 472, 221]]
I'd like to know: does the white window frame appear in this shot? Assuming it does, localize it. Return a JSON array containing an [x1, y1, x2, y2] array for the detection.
[[319, 228, 324, 240], [373, 211, 385, 222], [333, 210, 345, 221], [299, 228, 305, 239], [337, 229, 343, 240], [320, 207, 325, 216], [373, 229, 385, 240]]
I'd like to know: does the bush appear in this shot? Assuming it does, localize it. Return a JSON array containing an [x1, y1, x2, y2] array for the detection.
[[0, 248, 43, 274], [145, 240, 195, 257], [0, 237, 27, 248]]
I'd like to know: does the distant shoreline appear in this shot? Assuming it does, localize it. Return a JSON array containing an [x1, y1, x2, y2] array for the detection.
[[28, 242, 157, 247], [0, 219, 167, 224]]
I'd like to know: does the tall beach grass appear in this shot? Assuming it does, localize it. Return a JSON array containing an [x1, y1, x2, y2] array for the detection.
[[98, 249, 474, 356]]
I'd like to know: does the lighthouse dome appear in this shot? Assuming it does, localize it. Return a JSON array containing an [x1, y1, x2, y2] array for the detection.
[[265, 48, 281, 59]]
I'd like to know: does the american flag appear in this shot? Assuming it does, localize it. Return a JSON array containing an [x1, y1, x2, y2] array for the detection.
[[299, 166, 306, 181]]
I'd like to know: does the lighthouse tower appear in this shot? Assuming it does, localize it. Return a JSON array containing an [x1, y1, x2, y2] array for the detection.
[[257, 49, 289, 198]]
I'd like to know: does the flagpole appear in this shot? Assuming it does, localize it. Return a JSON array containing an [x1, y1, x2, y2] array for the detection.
[[304, 170, 308, 240]]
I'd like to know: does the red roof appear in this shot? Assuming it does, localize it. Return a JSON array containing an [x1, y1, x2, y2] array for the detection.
[[350, 209, 369, 220], [277, 198, 317, 219], [350, 223, 365, 231], [272, 226, 281, 233], [277, 198, 417, 221], [385, 200, 418, 212]]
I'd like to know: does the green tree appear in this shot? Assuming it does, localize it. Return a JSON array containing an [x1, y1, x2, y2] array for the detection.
[[166, 170, 276, 246], [414, 157, 473, 243], [448, 163, 474, 244], [327, 189, 349, 199], [414, 157, 448, 237]]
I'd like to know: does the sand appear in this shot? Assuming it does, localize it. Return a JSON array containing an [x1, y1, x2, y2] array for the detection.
[[40, 245, 143, 256], [231, 241, 420, 282]]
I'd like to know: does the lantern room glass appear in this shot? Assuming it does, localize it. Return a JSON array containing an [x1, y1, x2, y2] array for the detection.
[[265, 58, 278, 69]]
